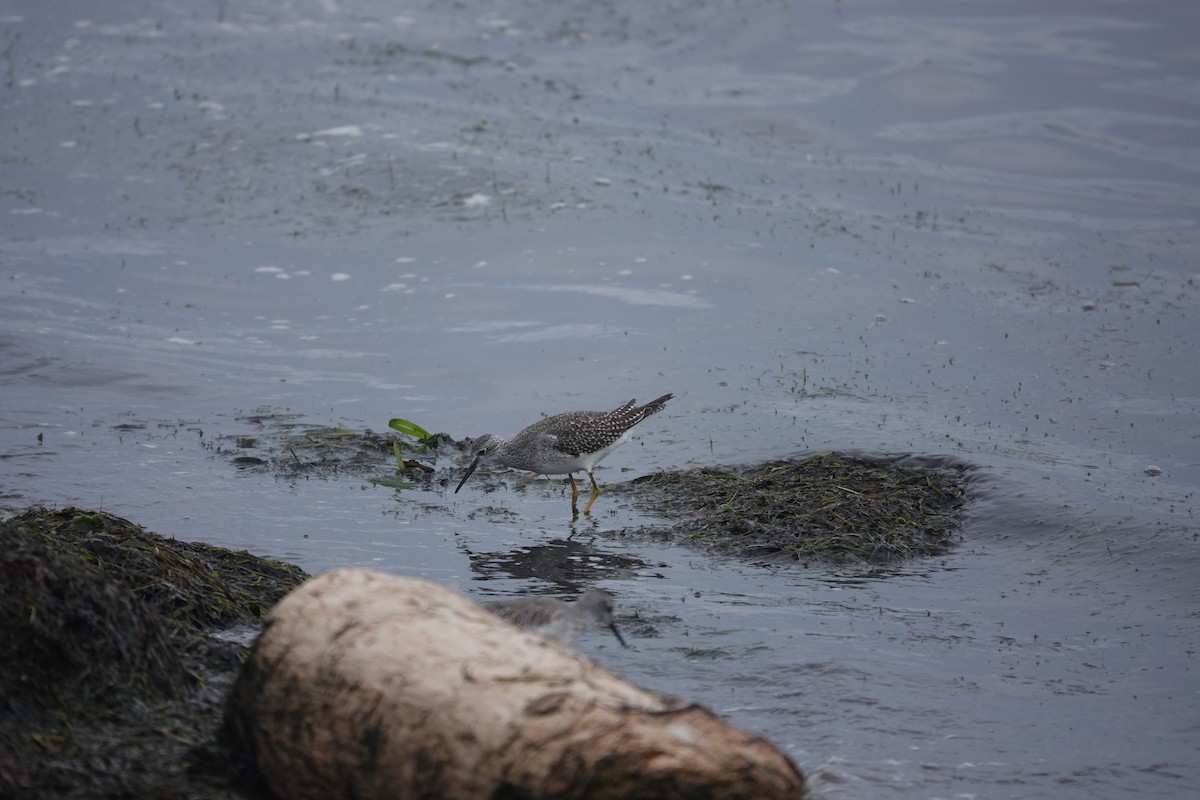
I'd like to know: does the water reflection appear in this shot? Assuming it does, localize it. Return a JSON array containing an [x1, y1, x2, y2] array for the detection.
[[464, 536, 654, 595]]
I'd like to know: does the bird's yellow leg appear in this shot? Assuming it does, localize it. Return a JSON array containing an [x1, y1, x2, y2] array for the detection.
[[567, 473, 580, 508], [582, 472, 602, 515]]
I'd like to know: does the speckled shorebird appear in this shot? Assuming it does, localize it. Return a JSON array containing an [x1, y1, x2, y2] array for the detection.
[[486, 589, 628, 647], [454, 393, 672, 515]]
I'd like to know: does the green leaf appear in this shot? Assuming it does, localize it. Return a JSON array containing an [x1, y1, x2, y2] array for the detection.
[[388, 418, 432, 441], [373, 476, 420, 490]]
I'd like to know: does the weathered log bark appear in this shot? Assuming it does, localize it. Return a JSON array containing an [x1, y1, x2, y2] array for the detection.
[[224, 568, 805, 800]]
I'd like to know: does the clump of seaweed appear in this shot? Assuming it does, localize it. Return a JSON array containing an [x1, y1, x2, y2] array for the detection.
[[624, 453, 968, 564], [4, 506, 308, 635], [1, 514, 189, 708], [0, 507, 310, 800]]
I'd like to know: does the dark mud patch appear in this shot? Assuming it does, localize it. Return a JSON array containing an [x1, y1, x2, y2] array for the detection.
[[209, 408, 454, 489], [615, 453, 969, 565], [0, 507, 309, 800]]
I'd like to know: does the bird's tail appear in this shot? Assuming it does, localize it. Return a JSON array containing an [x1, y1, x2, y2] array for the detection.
[[641, 393, 673, 415]]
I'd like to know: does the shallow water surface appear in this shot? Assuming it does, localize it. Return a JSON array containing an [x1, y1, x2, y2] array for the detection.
[[2, 1, 1198, 797]]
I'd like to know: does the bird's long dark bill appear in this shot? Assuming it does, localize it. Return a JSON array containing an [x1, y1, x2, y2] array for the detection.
[[454, 455, 482, 493], [608, 623, 629, 648]]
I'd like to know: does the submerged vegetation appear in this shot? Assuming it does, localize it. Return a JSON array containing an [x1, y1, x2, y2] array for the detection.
[[623, 453, 968, 564]]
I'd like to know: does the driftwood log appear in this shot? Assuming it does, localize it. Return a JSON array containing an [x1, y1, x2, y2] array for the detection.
[[224, 568, 805, 799]]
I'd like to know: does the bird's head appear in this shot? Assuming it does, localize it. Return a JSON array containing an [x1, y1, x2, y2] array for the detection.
[[454, 434, 501, 493]]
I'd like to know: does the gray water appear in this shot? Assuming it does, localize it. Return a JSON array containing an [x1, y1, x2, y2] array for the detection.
[[2, 1, 1198, 797]]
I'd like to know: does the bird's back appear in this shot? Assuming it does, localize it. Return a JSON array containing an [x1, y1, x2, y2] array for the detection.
[[490, 394, 672, 474]]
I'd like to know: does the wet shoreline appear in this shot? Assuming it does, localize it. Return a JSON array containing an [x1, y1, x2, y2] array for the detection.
[[1, 449, 965, 796]]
